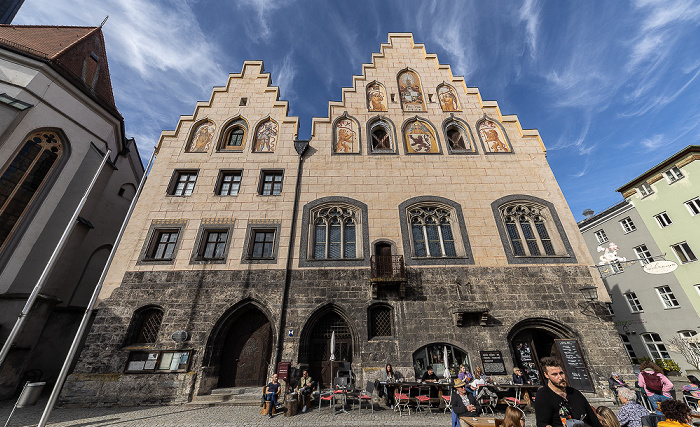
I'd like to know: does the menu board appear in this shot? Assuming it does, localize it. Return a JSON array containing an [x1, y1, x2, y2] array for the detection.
[[555, 339, 595, 392], [480, 350, 507, 375]]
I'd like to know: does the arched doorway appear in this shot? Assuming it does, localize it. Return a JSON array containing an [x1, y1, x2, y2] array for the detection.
[[300, 310, 353, 388], [215, 305, 272, 388], [508, 318, 575, 386]]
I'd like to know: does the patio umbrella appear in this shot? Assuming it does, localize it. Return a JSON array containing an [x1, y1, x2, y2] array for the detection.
[[443, 345, 451, 380], [330, 331, 336, 361]]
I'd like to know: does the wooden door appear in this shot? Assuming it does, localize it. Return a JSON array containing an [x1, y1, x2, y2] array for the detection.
[[218, 310, 271, 388]]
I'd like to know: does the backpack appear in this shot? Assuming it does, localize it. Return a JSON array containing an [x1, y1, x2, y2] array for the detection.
[[642, 371, 664, 395]]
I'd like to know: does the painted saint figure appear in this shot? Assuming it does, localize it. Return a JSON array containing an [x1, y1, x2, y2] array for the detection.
[[437, 85, 460, 112], [366, 82, 387, 111], [254, 120, 278, 152], [188, 121, 215, 152], [397, 70, 426, 111]]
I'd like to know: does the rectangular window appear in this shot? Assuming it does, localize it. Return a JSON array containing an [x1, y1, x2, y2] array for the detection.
[[619, 217, 636, 233], [625, 292, 643, 313], [605, 302, 614, 315], [654, 212, 672, 228], [216, 171, 242, 196], [686, 197, 700, 216], [594, 229, 608, 244], [259, 171, 283, 196], [638, 183, 653, 197], [672, 242, 697, 264], [620, 335, 639, 364], [198, 230, 228, 260], [642, 333, 670, 359], [656, 285, 680, 309], [250, 229, 275, 258], [169, 170, 197, 196], [148, 230, 179, 260], [664, 166, 684, 183], [633, 244, 653, 265]]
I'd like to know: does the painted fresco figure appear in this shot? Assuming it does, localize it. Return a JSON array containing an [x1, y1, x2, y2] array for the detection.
[[335, 118, 357, 153], [438, 85, 460, 112], [190, 121, 215, 152], [366, 82, 387, 111], [254, 120, 278, 152], [479, 120, 510, 152]]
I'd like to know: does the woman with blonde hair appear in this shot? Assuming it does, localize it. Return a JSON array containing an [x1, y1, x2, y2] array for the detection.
[[596, 406, 622, 427], [503, 406, 526, 427]]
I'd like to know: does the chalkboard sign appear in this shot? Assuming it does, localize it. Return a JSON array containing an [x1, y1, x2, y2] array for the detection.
[[480, 350, 507, 375], [555, 339, 595, 392]]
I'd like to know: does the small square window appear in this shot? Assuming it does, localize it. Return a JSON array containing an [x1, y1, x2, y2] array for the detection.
[[654, 212, 672, 228], [259, 171, 283, 196], [656, 285, 680, 309], [147, 230, 179, 260], [216, 171, 242, 196], [427, 94, 434, 103], [686, 197, 700, 216], [625, 292, 643, 313], [250, 229, 276, 258], [239, 97, 247, 106], [198, 230, 229, 260], [672, 241, 697, 264], [633, 244, 653, 265], [638, 183, 653, 197], [169, 170, 198, 196], [664, 166, 684, 184], [594, 229, 608, 244], [619, 217, 636, 233]]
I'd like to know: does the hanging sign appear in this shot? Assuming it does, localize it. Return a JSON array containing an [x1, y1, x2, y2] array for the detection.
[[643, 260, 678, 275]]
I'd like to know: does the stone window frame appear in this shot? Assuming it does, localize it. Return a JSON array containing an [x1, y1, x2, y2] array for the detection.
[[475, 114, 514, 154], [299, 196, 370, 268], [367, 303, 393, 340], [258, 169, 284, 196], [190, 219, 235, 265], [398, 196, 474, 266], [241, 219, 282, 264], [216, 116, 249, 152], [137, 219, 187, 265], [491, 194, 577, 264], [401, 116, 443, 155], [123, 305, 164, 347], [331, 111, 362, 156], [366, 115, 399, 155], [167, 169, 199, 197], [442, 115, 478, 155]]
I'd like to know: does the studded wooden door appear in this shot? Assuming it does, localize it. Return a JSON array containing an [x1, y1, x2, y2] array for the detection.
[[218, 309, 272, 388], [307, 312, 352, 388]]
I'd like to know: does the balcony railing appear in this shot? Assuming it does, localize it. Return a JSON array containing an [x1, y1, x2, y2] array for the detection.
[[370, 255, 406, 282]]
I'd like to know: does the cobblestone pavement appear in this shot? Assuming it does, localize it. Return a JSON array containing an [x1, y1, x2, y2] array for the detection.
[[0, 398, 543, 427]]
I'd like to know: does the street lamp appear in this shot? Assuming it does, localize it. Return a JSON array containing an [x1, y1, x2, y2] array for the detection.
[[579, 285, 599, 303]]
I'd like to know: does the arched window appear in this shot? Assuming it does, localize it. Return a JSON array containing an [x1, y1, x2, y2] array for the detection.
[[501, 203, 556, 257], [218, 118, 248, 151], [368, 304, 392, 339], [0, 130, 64, 250], [408, 206, 457, 258], [313, 206, 358, 259], [368, 118, 395, 153], [443, 120, 475, 154], [125, 306, 164, 345]]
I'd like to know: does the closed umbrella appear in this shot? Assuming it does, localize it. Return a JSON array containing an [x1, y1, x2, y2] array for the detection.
[[330, 331, 336, 361], [443, 345, 451, 380]]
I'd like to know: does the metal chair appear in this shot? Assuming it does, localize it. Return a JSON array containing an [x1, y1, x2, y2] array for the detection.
[[684, 394, 699, 411], [394, 384, 411, 416], [415, 385, 432, 414], [355, 380, 375, 414], [318, 383, 335, 414], [441, 385, 453, 414], [477, 388, 495, 415]]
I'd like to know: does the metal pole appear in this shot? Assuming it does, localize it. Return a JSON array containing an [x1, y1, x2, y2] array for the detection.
[[38, 148, 156, 427], [0, 150, 111, 369]]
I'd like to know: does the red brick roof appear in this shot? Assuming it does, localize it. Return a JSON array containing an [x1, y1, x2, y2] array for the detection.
[[0, 25, 119, 116]]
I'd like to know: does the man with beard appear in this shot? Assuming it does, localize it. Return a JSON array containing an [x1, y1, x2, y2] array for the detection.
[[534, 357, 602, 427]]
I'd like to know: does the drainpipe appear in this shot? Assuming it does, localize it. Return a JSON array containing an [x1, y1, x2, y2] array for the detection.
[[274, 139, 309, 372]]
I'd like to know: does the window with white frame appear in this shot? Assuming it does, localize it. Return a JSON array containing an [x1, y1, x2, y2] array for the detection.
[[625, 292, 643, 313], [680, 330, 698, 339], [672, 242, 697, 264], [655, 285, 680, 309], [594, 229, 608, 244], [312, 205, 359, 259], [633, 244, 653, 265], [169, 170, 198, 196], [654, 212, 672, 228], [679, 331, 700, 352], [641, 333, 670, 359], [619, 334, 639, 364], [620, 217, 636, 233], [409, 205, 458, 257], [638, 183, 653, 197], [686, 197, 700, 216], [215, 170, 242, 196], [664, 166, 684, 183]]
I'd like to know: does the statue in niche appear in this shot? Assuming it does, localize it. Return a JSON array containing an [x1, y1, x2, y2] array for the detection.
[[366, 82, 387, 111], [254, 120, 278, 152], [438, 85, 460, 112], [335, 118, 358, 153], [479, 120, 510, 152], [188, 121, 215, 152]]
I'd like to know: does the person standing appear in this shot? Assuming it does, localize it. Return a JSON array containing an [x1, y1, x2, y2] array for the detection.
[[451, 378, 480, 427], [534, 357, 603, 427], [264, 374, 281, 418], [637, 361, 673, 415]]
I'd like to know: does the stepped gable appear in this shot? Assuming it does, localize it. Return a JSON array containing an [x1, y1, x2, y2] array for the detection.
[[311, 32, 545, 153], [0, 24, 118, 116]]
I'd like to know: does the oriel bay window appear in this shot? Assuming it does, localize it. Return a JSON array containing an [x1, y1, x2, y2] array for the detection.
[[313, 206, 358, 259]]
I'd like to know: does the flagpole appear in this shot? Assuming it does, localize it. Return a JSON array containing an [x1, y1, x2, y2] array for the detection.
[[38, 148, 156, 427], [0, 149, 111, 369]]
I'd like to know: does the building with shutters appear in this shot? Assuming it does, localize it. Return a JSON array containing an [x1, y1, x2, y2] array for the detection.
[[60, 33, 630, 406]]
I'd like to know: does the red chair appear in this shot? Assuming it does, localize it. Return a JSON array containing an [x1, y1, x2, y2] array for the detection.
[[318, 383, 335, 414], [415, 385, 432, 414], [355, 381, 375, 414], [394, 384, 411, 416]]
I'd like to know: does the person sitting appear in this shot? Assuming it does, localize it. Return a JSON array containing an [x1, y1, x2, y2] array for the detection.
[[458, 364, 473, 382], [297, 370, 315, 413], [638, 361, 673, 415], [422, 366, 439, 382], [264, 373, 282, 418], [616, 387, 651, 427], [597, 405, 622, 427], [609, 372, 630, 397], [382, 363, 398, 408], [451, 378, 480, 426], [657, 399, 692, 427], [504, 406, 526, 427], [682, 375, 700, 408], [470, 371, 498, 404], [513, 367, 530, 385]]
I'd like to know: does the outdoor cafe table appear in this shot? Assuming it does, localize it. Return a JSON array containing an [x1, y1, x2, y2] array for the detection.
[[491, 384, 540, 405], [460, 416, 504, 427]]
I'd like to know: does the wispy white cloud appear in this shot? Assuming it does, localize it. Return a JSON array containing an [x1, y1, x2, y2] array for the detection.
[[619, 64, 700, 117], [640, 134, 666, 150], [421, 3, 478, 79], [518, 0, 540, 57], [237, 0, 289, 43], [273, 52, 297, 102]]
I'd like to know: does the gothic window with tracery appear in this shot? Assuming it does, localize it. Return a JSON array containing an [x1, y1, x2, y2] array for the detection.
[[408, 206, 457, 257], [500, 203, 556, 256], [312, 205, 359, 259]]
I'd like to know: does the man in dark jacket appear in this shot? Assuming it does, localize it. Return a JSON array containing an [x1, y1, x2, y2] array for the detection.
[[451, 378, 480, 425]]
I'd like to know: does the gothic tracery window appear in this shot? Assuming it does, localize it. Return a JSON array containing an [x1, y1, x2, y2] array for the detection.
[[501, 203, 556, 256], [408, 206, 457, 258], [312, 205, 358, 259]]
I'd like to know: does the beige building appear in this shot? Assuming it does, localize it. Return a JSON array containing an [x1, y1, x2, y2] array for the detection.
[[0, 25, 144, 399], [62, 33, 629, 406]]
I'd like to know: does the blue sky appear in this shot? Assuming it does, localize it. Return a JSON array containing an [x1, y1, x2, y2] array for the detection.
[[14, 0, 700, 221]]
